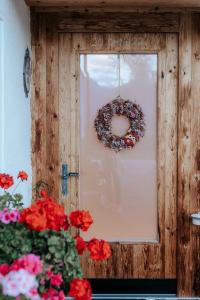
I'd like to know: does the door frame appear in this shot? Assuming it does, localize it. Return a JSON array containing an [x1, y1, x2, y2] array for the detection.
[[31, 11, 200, 296]]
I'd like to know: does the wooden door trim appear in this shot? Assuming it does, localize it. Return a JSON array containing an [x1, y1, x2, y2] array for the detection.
[[46, 12, 179, 33]]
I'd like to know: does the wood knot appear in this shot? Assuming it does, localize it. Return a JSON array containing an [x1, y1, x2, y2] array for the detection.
[[195, 53, 200, 60], [49, 165, 54, 171], [196, 149, 200, 171]]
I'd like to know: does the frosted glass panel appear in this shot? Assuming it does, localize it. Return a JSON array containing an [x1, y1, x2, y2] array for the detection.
[[79, 54, 157, 242]]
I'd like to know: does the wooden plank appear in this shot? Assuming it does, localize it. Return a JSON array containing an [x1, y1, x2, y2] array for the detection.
[[191, 13, 200, 296], [25, 0, 200, 8], [163, 33, 178, 278], [177, 13, 193, 297], [46, 25, 60, 199], [59, 33, 80, 212], [69, 33, 80, 214], [59, 33, 72, 209], [157, 33, 178, 278], [31, 13, 47, 196], [45, 12, 179, 33], [177, 13, 200, 297], [32, 7, 200, 14]]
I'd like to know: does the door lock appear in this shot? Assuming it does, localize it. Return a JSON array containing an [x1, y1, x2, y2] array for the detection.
[[62, 163, 79, 195]]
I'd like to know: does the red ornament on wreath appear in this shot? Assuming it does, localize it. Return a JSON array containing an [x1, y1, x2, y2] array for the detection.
[[94, 96, 145, 152]]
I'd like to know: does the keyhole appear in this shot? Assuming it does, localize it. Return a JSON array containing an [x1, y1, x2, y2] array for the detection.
[[111, 115, 130, 137]]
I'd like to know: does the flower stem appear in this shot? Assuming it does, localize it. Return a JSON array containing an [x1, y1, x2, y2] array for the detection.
[[12, 180, 21, 195]]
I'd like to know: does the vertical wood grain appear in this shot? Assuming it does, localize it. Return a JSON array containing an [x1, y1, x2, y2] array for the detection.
[[177, 13, 193, 296], [163, 33, 178, 278], [69, 34, 80, 213], [157, 33, 178, 279], [191, 13, 200, 297], [59, 33, 79, 212], [46, 24, 59, 199], [31, 12, 47, 196], [59, 33, 72, 208], [178, 13, 200, 297]]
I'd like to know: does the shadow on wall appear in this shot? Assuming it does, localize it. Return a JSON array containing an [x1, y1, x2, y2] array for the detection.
[[0, 0, 32, 207]]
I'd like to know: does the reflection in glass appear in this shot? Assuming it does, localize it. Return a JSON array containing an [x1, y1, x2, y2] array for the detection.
[[79, 54, 157, 242]]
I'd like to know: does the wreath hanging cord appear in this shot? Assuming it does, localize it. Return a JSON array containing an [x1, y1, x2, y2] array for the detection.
[[94, 55, 146, 151]]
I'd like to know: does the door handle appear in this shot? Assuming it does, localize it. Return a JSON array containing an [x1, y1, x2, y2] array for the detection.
[[62, 163, 79, 195]]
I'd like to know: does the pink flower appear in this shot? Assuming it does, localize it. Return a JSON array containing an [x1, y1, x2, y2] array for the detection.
[[9, 209, 20, 222], [0, 269, 38, 298], [0, 209, 20, 224], [50, 273, 63, 288], [1, 212, 11, 224], [26, 287, 41, 300], [41, 288, 65, 300], [40, 278, 45, 285], [10, 254, 43, 276], [46, 270, 53, 278]]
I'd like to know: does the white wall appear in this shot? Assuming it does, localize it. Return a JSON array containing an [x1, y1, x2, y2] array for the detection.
[[0, 0, 31, 206]]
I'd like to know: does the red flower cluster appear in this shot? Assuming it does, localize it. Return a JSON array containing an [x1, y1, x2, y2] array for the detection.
[[17, 171, 28, 181], [41, 288, 65, 300], [50, 274, 63, 287], [75, 235, 87, 255], [0, 173, 13, 189], [69, 279, 92, 300], [70, 210, 93, 232], [46, 271, 63, 288], [87, 238, 112, 261], [20, 195, 69, 232]]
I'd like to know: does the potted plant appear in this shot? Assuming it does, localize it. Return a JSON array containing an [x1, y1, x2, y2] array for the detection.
[[0, 172, 111, 299]]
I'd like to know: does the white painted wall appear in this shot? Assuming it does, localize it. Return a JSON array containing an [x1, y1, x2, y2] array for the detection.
[[0, 0, 31, 206]]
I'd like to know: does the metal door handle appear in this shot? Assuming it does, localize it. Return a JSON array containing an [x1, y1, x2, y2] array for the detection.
[[62, 163, 79, 195]]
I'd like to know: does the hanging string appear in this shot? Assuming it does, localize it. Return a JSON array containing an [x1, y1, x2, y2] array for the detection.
[[118, 53, 121, 97]]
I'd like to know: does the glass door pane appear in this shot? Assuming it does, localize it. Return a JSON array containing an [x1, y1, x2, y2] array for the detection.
[[79, 54, 157, 242]]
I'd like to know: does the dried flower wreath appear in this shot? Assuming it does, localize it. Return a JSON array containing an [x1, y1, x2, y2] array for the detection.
[[94, 96, 145, 152]]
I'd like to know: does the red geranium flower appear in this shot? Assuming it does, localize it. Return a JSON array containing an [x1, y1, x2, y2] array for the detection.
[[20, 206, 47, 232], [69, 278, 92, 300], [50, 273, 63, 288], [0, 173, 14, 189], [0, 264, 10, 275], [20, 196, 69, 232], [75, 235, 87, 255], [87, 238, 112, 261], [46, 270, 53, 278], [69, 210, 93, 232], [41, 288, 65, 300], [17, 170, 28, 181]]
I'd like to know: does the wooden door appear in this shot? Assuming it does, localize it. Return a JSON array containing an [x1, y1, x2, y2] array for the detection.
[[58, 33, 178, 279]]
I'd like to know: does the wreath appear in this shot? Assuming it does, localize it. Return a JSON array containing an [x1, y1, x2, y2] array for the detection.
[[94, 96, 145, 152]]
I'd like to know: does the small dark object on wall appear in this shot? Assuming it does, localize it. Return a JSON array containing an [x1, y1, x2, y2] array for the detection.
[[23, 48, 31, 98]]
